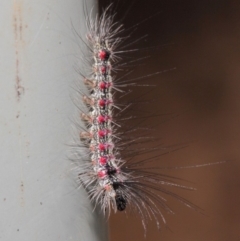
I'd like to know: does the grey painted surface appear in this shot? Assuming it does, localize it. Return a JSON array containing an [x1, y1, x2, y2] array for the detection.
[[0, 0, 108, 240]]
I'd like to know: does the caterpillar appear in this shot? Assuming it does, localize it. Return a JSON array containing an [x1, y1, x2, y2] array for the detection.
[[71, 2, 200, 231]]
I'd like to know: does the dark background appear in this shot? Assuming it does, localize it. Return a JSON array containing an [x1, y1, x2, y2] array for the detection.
[[99, 0, 240, 240]]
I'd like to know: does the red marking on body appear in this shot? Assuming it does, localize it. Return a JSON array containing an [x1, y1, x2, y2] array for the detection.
[[99, 99, 111, 107], [99, 156, 108, 165], [99, 81, 111, 90], [99, 143, 107, 151], [98, 170, 107, 178], [98, 49, 110, 61], [99, 143, 114, 152], [98, 129, 110, 138], [98, 115, 110, 123], [100, 66, 107, 74]]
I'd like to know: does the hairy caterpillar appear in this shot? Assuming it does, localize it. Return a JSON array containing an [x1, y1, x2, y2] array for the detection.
[[71, 2, 201, 232]]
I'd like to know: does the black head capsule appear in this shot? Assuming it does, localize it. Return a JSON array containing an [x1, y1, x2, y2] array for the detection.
[[113, 182, 127, 211], [115, 194, 127, 211]]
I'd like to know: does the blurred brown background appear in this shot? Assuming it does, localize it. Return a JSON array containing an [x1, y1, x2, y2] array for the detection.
[[99, 0, 240, 240]]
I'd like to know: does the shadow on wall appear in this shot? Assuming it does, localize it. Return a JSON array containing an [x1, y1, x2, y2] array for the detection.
[[99, 0, 240, 240]]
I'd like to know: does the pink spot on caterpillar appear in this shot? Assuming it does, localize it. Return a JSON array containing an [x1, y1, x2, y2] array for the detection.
[[98, 170, 107, 178], [98, 129, 110, 138], [98, 143, 113, 151], [98, 49, 110, 61], [97, 115, 110, 123], [98, 99, 111, 107], [100, 66, 107, 74], [99, 81, 111, 90], [99, 143, 107, 151], [99, 156, 108, 165]]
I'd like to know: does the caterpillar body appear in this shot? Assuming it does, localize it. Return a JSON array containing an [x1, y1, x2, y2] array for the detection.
[[80, 8, 127, 213], [73, 4, 199, 230]]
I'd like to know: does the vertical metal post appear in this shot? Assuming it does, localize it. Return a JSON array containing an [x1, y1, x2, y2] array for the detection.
[[0, 0, 108, 240]]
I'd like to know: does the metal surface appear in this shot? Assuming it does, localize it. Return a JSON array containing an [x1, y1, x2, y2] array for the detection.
[[0, 0, 108, 240]]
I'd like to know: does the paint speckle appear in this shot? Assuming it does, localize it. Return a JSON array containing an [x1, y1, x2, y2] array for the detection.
[[20, 181, 25, 207], [13, 1, 25, 101]]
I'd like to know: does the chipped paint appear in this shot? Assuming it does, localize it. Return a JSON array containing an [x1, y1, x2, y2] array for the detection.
[[13, 1, 25, 101]]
